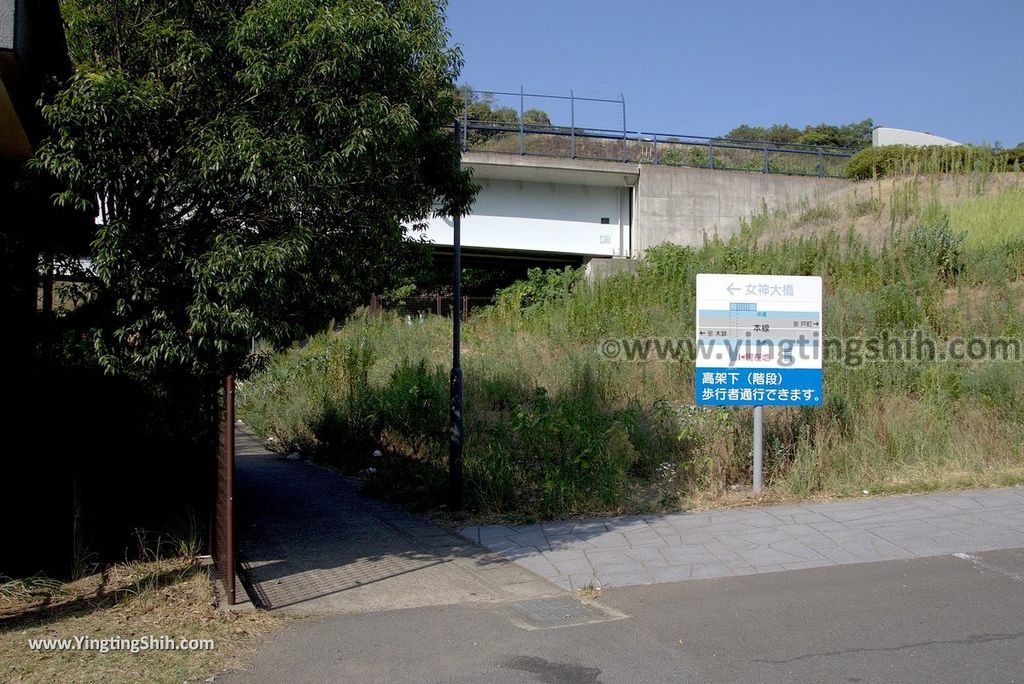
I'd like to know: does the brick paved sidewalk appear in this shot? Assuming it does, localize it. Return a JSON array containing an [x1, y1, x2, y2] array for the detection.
[[459, 487, 1024, 591]]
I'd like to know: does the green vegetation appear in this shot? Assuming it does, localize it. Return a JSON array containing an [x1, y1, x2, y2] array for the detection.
[[724, 119, 874, 149], [846, 144, 1021, 180], [459, 96, 864, 177], [35, 0, 471, 381], [474, 132, 851, 177], [240, 172, 1024, 520], [948, 186, 1024, 248]]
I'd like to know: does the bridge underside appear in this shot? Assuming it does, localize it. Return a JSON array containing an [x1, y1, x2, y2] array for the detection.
[[429, 245, 586, 297]]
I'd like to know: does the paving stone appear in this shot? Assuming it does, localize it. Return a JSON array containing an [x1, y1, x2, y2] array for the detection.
[[724, 514, 786, 529], [545, 533, 588, 551], [539, 521, 578, 535], [486, 537, 536, 554], [593, 562, 650, 577], [689, 562, 735, 579], [580, 532, 630, 549], [734, 529, 793, 545], [713, 535, 761, 551], [721, 558, 757, 573], [840, 513, 906, 528], [595, 571, 654, 588], [513, 555, 561, 578], [548, 559, 594, 576], [489, 544, 540, 561], [621, 530, 667, 547], [624, 547, 668, 563], [462, 486, 1024, 590], [781, 560, 830, 571], [650, 565, 693, 582], [673, 530, 719, 545], [735, 547, 807, 567], [814, 547, 863, 564], [663, 512, 713, 529], [570, 522, 609, 535], [766, 541, 827, 562], [477, 526, 519, 542], [664, 549, 728, 569], [789, 512, 837, 525], [505, 530, 550, 549], [543, 548, 591, 564], [703, 545, 749, 565], [583, 549, 635, 565], [781, 525, 838, 548]]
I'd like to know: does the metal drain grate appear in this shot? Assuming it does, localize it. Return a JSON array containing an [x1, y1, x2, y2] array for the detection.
[[504, 596, 628, 630]]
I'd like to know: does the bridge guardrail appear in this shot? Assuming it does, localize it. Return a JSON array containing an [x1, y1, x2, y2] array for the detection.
[[455, 88, 856, 179]]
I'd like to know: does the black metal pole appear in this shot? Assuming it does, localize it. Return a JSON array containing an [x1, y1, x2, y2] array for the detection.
[[449, 120, 464, 510]]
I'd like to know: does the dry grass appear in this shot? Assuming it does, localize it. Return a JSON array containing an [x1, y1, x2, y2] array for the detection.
[[761, 172, 1023, 244], [0, 558, 283, 684]]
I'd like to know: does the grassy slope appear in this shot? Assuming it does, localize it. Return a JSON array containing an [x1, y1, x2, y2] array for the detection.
[[239, 171, 1024, 521]]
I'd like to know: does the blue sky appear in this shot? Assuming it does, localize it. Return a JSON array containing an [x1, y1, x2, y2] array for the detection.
[[446, 0, 1024, 147]]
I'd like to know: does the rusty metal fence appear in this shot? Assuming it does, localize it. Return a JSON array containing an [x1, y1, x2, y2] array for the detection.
[[212, 375, 236, 605]]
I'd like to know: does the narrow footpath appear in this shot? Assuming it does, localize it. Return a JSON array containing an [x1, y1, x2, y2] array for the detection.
[[233, 429, 558, 614]]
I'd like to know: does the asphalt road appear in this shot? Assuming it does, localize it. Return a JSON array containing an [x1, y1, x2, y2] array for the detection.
[[218, 548, 1024, 683]]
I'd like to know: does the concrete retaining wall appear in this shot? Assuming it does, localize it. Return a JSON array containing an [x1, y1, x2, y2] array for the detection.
[[584, 257, 639, 283], [632, 165, 850, 254]]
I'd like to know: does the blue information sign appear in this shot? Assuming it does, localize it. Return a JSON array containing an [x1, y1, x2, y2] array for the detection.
[[695, 274, 823, 407]]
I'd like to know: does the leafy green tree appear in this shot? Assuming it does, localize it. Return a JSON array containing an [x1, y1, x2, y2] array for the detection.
[[798, 119, 873, 149], [725, 124, 801, 144], [33, 0, 474, 379], [724, 119, 874, 149], [488, 106, 520, 125], [523, 109, 552, 128]]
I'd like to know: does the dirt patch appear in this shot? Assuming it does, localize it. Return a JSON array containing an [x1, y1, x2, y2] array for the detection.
[[0, 558, 284, 684]]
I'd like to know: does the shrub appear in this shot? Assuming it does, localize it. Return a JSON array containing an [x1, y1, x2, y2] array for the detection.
[[378, 359, 448, 460], [846, 144, 1007, 180], [494, 265, 583, 311], [903, 218, 965, 284]]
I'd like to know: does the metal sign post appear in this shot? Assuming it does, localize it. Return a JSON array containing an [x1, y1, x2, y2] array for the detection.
[[752, 405, 764, 493], [449, 120, 464, 510], [694, 274, 823, 493]]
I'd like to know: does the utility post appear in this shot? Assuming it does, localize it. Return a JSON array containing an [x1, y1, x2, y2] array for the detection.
[[449, 120, 464, 510]]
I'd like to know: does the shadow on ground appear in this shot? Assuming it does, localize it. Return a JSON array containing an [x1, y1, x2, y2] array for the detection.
[[234, 430, 558, 614]]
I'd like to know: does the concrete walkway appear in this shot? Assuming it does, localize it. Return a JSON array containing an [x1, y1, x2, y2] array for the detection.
[[234, 429, 558, 614], [459, 486, 1024, 591]]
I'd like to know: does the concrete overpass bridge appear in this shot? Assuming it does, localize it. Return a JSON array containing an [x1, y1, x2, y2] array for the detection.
[[422, 150, 852, 277]]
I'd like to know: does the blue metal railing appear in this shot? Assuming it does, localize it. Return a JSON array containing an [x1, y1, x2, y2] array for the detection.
[[459, 121, 855, 178]]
